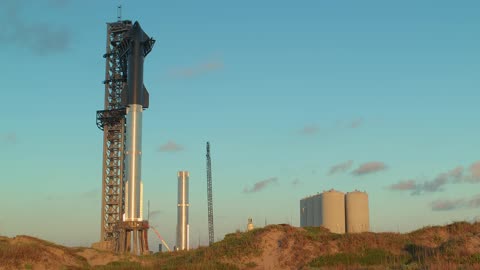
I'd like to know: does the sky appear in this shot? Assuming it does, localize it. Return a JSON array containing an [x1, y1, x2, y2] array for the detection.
[[0, 0, 480, 249]]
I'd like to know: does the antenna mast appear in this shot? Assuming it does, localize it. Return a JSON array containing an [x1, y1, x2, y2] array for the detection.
[[206, 142, 215, 245], [117, 5, 122, 21]]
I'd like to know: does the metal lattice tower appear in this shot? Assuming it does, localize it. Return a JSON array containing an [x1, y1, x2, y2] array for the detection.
[[97, 20, 132, 244], [206, 142, 214, 245]]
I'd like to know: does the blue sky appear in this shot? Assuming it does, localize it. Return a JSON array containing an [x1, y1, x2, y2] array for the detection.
[[1, 0, 480, 248]]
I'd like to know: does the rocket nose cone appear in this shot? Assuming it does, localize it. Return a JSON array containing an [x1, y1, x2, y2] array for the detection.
[[133, 21, 141, 29], [131, 21, 146, 40]]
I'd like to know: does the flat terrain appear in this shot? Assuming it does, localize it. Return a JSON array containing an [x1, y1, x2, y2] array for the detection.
[[2, 222, 480, 269]]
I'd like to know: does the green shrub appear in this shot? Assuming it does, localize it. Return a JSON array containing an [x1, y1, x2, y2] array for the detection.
[[309, 248, 408, 267]]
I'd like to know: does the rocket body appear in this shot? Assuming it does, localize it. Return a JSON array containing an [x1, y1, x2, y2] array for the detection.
[[125, 104, 143, 221], [124, 22, 153, 222]]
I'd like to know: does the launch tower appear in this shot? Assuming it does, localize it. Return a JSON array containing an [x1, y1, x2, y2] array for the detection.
[[96, 18, 155, 254]]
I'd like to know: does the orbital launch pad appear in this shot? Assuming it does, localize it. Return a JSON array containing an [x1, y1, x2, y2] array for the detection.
[[95, 19, 155, 254]]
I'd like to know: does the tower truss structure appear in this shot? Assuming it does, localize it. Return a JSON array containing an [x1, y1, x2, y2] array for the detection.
[[97, 20, 132, 246], [206, 142, 215, 245]]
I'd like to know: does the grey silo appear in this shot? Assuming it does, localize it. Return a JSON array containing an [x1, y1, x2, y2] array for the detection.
[[300, 199, 307, 227], [312, 194, 321, 226], [306, 196, 315, 226]]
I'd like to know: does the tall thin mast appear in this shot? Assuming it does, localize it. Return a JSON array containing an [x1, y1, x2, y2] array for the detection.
[[206, 142, 214, 245]]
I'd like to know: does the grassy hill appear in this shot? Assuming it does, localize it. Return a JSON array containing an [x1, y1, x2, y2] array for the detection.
[[2, 222, 480, 269]]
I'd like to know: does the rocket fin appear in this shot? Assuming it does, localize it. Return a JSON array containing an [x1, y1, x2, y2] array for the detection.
[[142, 85, 149, 109]]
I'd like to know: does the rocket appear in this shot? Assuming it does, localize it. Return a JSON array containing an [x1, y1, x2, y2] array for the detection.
[[123, 22, 155, 222]]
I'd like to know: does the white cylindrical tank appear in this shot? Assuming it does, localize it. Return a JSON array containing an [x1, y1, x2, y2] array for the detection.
[[300, 199, 307, 227], [320, 189, 345, 234], [306, 196, 315, 226], [313, 194, 321, 227], [345, 190, 369, 233]]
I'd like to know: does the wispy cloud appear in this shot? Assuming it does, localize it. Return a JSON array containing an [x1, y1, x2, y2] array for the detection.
[[299, 125, 319, 135], [0, 0, 70, 54], [349, 118, 363, 129], [328, 160, 353, 175], [388, 180, 417, 191], [418, 177, 448, 194], [412, 166, 465, 195], [431, 199, 465, 211], [390, 164, 480, 196], [352, 161, 387, 176], [3, 132, 17, 144], [431, 194, 480, 211], [291, 178, 302, 186], [158, 140, 184, 152], [169, 57, 223, 78], [463, 161, 480, 183], [243, 177, 278, 193]]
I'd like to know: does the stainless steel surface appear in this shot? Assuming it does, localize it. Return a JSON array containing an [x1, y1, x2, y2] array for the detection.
[[125, 104, 143, 221], [176, 171, 190, 250]]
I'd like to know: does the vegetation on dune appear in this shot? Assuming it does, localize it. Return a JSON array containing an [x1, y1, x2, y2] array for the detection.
[[0, 240, 43, 267], [0, 235, 89, 269], [306, 221, 480, 269], [94, 261, 147, 270], [309, 248, 408, 268], [3, 221, 480, 269]]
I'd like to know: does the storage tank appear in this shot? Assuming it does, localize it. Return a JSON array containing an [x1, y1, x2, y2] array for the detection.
[[300, 198, 307, 227], [320, 189, 345, 234], [345, 190, 369, 233], [306, 195, 315, 226], [312, 194, 321, 226]]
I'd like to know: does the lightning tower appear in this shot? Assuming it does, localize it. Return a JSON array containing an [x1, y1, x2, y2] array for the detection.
[[206, 142, 214, 245]]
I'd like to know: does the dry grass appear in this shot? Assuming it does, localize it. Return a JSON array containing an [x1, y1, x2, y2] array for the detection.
[[2, 221, 480, 269], [0, 235, 88, 270]]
